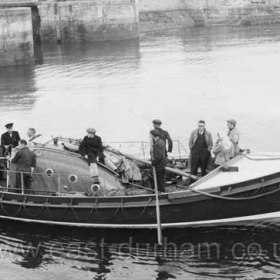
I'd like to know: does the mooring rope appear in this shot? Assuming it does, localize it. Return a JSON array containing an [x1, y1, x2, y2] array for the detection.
[[190, 185, 280, 201], [244, 154, 280, 161]]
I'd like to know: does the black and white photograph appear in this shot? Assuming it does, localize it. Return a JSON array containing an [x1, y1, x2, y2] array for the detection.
[[0, 0, 280, 279]]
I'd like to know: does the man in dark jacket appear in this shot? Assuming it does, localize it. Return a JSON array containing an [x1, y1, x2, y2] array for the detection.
[[189, 120, 213, 180], [79, 128, 104, 184], [11, 139, 36, 193], [1, 123, 21, 155], [151, 129, 167, 192], [152, 119, 173, 155]]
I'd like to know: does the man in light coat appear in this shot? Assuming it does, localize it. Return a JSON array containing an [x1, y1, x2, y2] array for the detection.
[[189, 120, 213, 180], [227, 119, 240, 158]]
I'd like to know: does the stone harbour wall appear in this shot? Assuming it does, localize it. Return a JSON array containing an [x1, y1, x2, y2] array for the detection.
[[0, 7, 34, 66], [139, 0, 280, 31], [39, 0, 139, 42]]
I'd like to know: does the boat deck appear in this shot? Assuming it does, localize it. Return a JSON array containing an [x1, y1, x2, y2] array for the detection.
[[193, 154, 280, 190]]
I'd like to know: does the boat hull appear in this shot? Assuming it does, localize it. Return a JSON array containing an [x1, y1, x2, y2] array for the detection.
[[0, 172, 280, 229]]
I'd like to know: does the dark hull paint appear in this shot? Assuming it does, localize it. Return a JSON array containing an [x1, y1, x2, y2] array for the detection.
[[0, 171, 280, 228]]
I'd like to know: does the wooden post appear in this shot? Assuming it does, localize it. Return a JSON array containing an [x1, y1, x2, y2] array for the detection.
[[6, 158, 10, 190], [20, 172, 24, 195], [58, 174, 61, 195], [152, 166, 162, 245]]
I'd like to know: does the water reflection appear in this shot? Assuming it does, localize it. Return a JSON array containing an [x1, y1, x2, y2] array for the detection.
[[0, 66, 37, 112], [1, 26, 280, 151], [1, 221, 280, 279]]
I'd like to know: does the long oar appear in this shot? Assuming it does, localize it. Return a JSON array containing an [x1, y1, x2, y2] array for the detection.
[[104, 146, 198, 180], [152, 166, 162, 245]]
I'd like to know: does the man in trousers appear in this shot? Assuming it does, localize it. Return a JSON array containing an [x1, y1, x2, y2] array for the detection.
[[150, 129, 167, 192], [11, 139, 36, 193], [189, 120, 213, 180], [79, 128, 104, 184]]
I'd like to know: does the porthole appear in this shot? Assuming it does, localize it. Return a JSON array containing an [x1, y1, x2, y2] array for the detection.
[[45, 168, 54, 177], [91, 184, 100, 193], [68, 174, 78, 183], [35, 149, 42, 157]]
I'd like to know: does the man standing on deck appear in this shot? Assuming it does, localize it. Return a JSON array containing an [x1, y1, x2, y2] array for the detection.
[[79, 128, 104, 184], [152, 119, 173, 155], [1, 123, 20, 156], [27, 128, 42, 143], [150, 129, 167, 192], [27, 128, 42, 150], [11, 139, 36, 193], [227, 119, 240, 158], [189, 120, 213, 181]]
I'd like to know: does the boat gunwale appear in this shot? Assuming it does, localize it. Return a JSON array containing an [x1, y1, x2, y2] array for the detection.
[[1, 169, 280, 207]]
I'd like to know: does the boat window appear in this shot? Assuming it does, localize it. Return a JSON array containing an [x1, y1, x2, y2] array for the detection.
[[91, 184, 100, 193], [68, 174, 78, 183], [45, 168, 54, 177]]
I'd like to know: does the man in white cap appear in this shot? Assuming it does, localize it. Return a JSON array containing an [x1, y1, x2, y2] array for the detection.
[[79, 128, 104, 184], [227, 119, 240, 158]]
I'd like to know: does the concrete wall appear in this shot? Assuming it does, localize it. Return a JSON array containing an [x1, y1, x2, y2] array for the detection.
[[39, 0, 139, 42], [139, 0, 280, 31], [0, 8, 34, 66]]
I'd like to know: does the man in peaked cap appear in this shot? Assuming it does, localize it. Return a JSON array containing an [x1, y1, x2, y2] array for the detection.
[[1, 123, 21, 155], [150, 129, 167, 192], [152, 119, 173, 155], [79, 128, 104, 184], [227, 119, 240, 158]]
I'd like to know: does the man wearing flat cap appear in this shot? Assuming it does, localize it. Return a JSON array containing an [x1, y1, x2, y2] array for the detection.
[[150, 129, 167, 192], [1, 123, 21, 155], [79, 128, 104, 184], [152, 119, 173, 155], [227, 119, 240, 158]]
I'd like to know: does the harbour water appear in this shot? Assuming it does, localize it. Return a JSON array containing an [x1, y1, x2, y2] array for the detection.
[[1, 25, 280, 279]]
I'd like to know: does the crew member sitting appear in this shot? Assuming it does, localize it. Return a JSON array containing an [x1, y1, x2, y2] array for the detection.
[[11, 139, 36, 193], [1, 123, 20, 155], [151, 129, 167, 192], [79, 128, 104, 184]]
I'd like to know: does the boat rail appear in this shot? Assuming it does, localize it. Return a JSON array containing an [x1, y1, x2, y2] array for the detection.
[[104, 139, 189, 160], [0, 168, 156, 196]]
